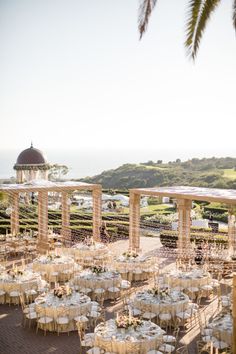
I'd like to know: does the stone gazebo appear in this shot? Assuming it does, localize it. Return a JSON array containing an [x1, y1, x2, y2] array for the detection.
[[14, 143, 50, 183], [0, 181, 102, 253]]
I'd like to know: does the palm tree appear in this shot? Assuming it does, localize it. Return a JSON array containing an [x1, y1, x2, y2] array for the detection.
[[138, 0, 236, 59]]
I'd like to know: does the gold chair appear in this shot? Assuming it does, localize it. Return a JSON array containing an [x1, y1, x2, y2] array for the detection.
[[197, 340, 211, 354], [77, 322, 94, 354], [36, 310, 54, 336], [176, 345, 189, 354], [55, 308, 70, 336]]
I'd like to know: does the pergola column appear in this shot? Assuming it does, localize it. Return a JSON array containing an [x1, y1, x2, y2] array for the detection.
[[129, 191, 141, 252], [92, 186, 102, 241], [61, 191, 71, 243], [228, 209, 236, 256], [11, 193, 19, 236], [37, 191, 49, 254], [177, 199, 192, 252], [233, 274, 236, 354]]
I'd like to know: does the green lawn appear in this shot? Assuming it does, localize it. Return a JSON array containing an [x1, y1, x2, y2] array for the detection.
[[223, 169, 236, 179]]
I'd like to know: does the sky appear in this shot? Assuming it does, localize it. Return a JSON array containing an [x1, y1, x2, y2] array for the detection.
[[0, 0, 236, 156]]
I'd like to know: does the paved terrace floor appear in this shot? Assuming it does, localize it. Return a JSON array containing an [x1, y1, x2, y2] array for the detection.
[[0, 236, 229, 354]]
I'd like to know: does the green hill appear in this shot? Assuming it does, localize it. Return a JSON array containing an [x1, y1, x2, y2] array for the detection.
[[79, 157, 236, 189]]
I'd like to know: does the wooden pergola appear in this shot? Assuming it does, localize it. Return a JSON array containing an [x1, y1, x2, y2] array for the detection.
[[0, 181, 102, 254], [129, 185, 236, 353]]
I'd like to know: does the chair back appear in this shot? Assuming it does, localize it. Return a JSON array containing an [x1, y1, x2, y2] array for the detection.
[[76, 321, 85, 341]]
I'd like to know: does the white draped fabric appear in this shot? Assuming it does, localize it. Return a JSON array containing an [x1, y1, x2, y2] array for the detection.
[[73, 270, 121, 294], [133, 290, 189, 317], [56, 242, 110, 266], [35, 291, 91, 332], [0, 269, 41, 293], [94, 319, 164, 354], [208, 313, 233, 345], [164, 269, 211, 289], [113, 255, 156, 282], [32, 255, 75, 278]]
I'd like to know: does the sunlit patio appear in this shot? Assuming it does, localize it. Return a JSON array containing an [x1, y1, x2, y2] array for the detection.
[[0, 183, 235, 354]]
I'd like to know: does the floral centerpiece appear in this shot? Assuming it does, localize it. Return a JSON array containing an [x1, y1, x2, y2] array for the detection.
[[53, 285, 72, 298], [46, 253, 61, 261], [147, 286, 159, 296], [7, 268, 23, 279], [115, 314, 142, 330], [122, 251, 139, 259], [91, 266, 106, 275], [147, 286, 170, 299]]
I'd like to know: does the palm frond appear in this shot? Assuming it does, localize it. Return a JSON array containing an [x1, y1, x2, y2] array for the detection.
[[233, 0, 236, 30], [138, 0, 158, 39], [185, 0, 203, 48], [186, 0, 221, 60]]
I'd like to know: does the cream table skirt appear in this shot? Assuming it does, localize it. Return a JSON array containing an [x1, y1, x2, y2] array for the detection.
[[94, 320, 164, 354], [35, 293, 91, 332], [133, 294, 189, 317]]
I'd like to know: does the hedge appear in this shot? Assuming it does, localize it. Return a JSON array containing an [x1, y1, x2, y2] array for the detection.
[[160, 229, 228, 248]]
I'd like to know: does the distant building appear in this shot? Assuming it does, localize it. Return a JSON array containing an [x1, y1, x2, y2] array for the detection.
[[13, 143, 50, 183]]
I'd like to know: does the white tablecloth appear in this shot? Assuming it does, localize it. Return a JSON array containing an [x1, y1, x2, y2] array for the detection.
[[95, 319, 164, 354], [0, 269, 41, 293], [133, 290, 189, 317], [33, 255, 75, 278], [113, 255, 156, 281], [56, 242, 110, 266], [209, 313, 232, 345], [73, 270, 121, 295], [164, 269, 211, 289], [35, 291, 91, 331]]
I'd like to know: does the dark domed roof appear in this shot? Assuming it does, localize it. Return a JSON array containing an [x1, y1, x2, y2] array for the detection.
[[15, 144, 48, 165]]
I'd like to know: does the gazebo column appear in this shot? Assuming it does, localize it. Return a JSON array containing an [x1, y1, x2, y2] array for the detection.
[[11, 193, 19, 236], [37, 191, 49, 254], [61, 191, 71, 244], [177, 199, 192, 252], [92, 186, 102, 241], [228, 209, 236, 256], [129, 192, 141, 252]]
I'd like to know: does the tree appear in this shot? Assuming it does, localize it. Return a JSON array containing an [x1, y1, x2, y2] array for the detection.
[[48, 164, 69, 181], [138, 0, 236, 59]]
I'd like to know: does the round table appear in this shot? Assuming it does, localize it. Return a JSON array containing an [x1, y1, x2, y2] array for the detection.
[[32, 254, 75, 281], [113, 255, 156, 282], [164, 269, 211, 290], [73, 269, 121, 299], [94, 319, 164, 354], [133, 290, 190, 318], [209, 313, 232, 345], [35, 290, 91, 332], [57, 242, 110, 267], [0, 269, 41, 293]]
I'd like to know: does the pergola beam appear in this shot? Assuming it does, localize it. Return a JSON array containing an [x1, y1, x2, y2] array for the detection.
[[0, 181, 102, 253]]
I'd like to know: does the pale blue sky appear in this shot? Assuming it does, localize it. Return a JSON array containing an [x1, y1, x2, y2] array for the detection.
[[0, 0, 236, 155]]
